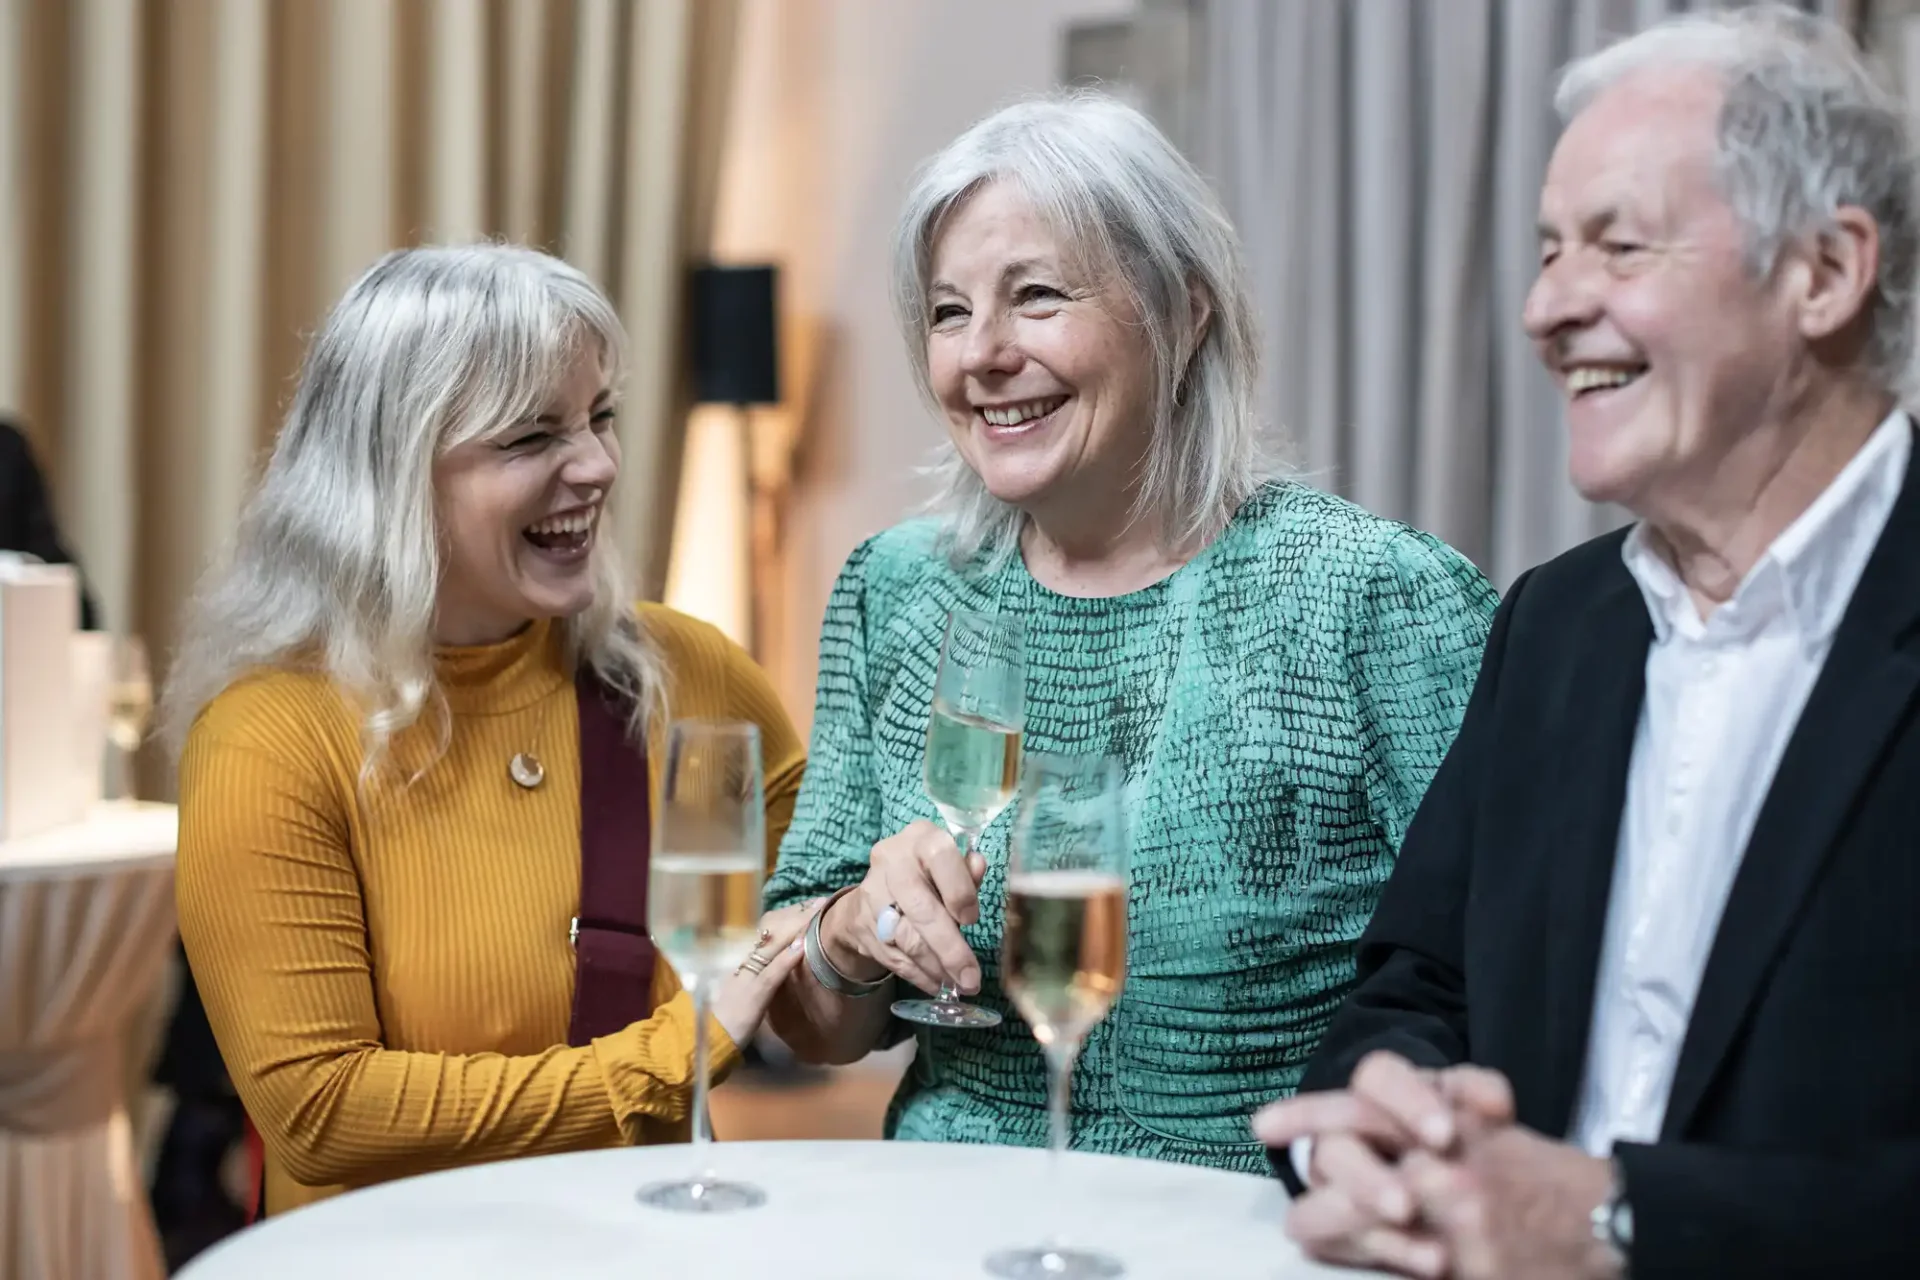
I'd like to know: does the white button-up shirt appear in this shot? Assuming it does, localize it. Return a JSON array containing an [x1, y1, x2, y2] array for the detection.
[[1565, 409, 1911, 1155]]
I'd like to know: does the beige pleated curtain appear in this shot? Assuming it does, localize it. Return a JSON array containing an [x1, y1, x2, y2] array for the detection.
[[0, 0, 738, 789], [1196, 0, 1866, 588]]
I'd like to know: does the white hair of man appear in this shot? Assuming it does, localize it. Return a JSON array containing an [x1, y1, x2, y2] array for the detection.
[[1555, 2, 1918, 395], [161, 243, 663, 782], [893, 90, 1279, 568]]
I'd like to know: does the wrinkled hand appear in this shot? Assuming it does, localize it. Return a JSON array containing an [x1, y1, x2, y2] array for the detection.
[[1403, 1125, 1620, 1280], [1253, 1052, 1516, 1278], [818, 820, 986, 996], [710, 907, 810, 1047]]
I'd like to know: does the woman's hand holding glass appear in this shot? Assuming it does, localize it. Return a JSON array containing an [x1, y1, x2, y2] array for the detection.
[[816, 820, 989, 998], [897, 609, 1025, 1027]]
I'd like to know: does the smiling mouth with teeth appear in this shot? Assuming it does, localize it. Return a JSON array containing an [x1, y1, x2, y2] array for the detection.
[[978, 395, 1070, 429], [1564, 365, 1647, 398], [524, 508, 597, 556]]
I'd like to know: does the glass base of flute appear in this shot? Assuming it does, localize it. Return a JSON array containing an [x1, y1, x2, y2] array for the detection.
[[634, 1176, 763, 1215], [985, 1243, 1123, 1277], [890, 828, 1003, 1029], [636, 973, 766, 1214], [982, 1045, 1121, 1279]]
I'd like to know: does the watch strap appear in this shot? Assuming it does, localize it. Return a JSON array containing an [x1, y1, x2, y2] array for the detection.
[[1590, 1154, 1633, 1273]]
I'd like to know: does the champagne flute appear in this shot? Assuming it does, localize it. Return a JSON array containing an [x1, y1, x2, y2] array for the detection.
[[893, 609, 1026, 1030], [986, 753, 1128, 1280], [107, 636, 153, 801], [638, 720, 768, 1213]]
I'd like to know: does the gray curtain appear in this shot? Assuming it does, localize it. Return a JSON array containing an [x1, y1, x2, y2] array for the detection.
[[1194, 0, 1855, 587]]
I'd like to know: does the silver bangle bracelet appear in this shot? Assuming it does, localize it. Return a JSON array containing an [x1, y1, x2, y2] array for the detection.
[[804, 885, 891, 998]]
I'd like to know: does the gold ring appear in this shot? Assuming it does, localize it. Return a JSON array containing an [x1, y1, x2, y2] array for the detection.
[[739, 949, 772, 975]]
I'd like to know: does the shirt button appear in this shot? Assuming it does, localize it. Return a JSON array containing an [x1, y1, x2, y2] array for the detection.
[[1701, 656, 1718, 677], [1667, 812, 1682, 836]]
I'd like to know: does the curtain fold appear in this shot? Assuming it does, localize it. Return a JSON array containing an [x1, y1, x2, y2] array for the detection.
[[1197, 0, 1857, 587], [0, 0, 22, 416], [613, 0, 698, 599], [0, 0, 739, 795]]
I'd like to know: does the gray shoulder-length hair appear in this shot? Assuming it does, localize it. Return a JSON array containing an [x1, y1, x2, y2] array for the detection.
[[1556, 4, 1918, 396], [894, 90, 1279, 568], [161, 243, 664, 779]]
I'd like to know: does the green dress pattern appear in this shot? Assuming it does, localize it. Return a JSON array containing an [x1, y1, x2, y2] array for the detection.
[[766, 483, 1496, 1173]]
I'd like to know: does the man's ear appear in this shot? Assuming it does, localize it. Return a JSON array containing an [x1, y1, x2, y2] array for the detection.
[[1793, 205, 1880, 346]]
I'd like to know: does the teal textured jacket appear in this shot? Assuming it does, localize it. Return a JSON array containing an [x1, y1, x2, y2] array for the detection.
[[766, 483, 1497, 1172]]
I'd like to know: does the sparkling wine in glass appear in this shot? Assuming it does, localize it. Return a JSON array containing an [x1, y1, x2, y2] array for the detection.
[[893, 609, 1026, 1030], [987, 753, 1128, 1280], [638, 720, 767, 1214], [107, 636, 152, 800]]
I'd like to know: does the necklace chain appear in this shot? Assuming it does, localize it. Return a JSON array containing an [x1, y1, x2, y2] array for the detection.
[[508, 678, 570, 790]]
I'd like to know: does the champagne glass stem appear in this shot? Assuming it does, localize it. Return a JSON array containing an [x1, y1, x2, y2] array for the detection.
[[1045, 1038, 1076, 1167], [934, 826, 975, 1005], [691, 978, 714, 1174], [110, 738, 133, 801], [1044, 1036, 1080, 1257]]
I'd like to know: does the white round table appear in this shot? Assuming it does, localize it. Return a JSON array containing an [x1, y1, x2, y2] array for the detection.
[[179, 1140, 1363, 1279], [0, 801, 179, 1280]]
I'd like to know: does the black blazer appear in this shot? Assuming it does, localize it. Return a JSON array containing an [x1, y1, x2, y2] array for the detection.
[[0, 418, 100, 629], [1283, 429, 1920, 1278]]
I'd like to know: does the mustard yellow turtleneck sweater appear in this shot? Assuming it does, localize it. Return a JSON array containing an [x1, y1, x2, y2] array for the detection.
[[175, 605, 805, 1217]]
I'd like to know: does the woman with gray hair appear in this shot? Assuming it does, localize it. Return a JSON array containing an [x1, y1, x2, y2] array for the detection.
[[162, 244, 806, 1217], [763, 93, 1497, 1174]]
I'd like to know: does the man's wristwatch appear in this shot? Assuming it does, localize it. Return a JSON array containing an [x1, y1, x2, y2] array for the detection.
[[1590, 1155, 1633, 1274]]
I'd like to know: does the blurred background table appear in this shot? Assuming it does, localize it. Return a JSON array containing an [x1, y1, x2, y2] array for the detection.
[[0, 802, 178, 1280], [178, 1139, 1361, 1280]]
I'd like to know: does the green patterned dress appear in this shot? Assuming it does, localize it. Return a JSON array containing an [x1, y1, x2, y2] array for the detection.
[[765, 483, 1496, 1172]]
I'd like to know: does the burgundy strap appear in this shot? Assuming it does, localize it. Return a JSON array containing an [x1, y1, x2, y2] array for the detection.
[[567, 669, 658, 1046]]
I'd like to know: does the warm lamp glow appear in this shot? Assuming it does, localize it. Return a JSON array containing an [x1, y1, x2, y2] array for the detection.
[[663, 404, 752, 649]]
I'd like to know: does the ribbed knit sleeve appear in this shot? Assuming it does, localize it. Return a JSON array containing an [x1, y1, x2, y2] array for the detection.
[[177, 606, 804, 1214], [175, 693, 716, 1207]]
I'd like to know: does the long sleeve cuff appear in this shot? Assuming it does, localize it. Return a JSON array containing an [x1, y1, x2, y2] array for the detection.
[[589, 990, 745, 1139]]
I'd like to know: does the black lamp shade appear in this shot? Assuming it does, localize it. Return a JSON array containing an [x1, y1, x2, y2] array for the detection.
[[689, 264, 780, 406]]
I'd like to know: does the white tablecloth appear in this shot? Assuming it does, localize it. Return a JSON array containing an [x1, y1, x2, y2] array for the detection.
[[178, 1139, 1368, 1280], [1, 802, 178, 1280]]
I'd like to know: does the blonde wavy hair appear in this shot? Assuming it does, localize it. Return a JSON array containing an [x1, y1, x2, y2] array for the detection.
[[160, 243, 664, 783]]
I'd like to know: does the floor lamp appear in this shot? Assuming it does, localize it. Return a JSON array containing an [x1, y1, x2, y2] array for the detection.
[[688, 264, 781, 661]]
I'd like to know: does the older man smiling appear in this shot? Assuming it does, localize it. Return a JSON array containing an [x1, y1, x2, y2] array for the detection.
[[1258, 7, 1920, 1279]]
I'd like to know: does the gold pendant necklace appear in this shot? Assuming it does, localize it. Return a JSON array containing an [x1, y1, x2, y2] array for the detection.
[[507, 683, 568, 790]]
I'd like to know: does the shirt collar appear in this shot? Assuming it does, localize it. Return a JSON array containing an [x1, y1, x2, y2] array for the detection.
[[1621, 409, 1912, 649], [1621, 528, 1688, 644]]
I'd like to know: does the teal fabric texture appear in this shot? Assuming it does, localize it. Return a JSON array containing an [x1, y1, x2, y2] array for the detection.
[[766, 483, 1497, 1172]]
